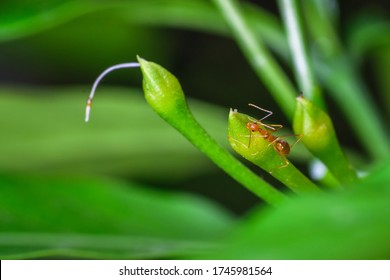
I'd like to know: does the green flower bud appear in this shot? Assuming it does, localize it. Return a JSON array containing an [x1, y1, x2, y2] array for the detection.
[[137, 56, 189, 122], [228, 109, 320, 194], [293, 96, 357, 185]]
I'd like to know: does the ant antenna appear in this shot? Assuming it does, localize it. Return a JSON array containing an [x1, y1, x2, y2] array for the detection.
[[248, 103, 273, 121], [85, 62, 140, 122]]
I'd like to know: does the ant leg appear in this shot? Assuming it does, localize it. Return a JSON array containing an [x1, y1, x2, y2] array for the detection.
[[247, 116, 280, 132], [267, 136, 280, 147], [266, 134, 301, 147], [271, 158, 289, 174], [290, 134, 303, 149], [267, 124, 283, 131], [242, 131, 267, 148], [230, 136, 260, 156], [269, 147, 289, 174], [243, 131, 267, 138], [231, 134, 268, 157], [260, 123, 281, 131], [229, 136, 249, 149]]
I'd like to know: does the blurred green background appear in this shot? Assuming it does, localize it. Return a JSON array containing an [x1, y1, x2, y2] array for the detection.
[[0, 0, 389, 259]]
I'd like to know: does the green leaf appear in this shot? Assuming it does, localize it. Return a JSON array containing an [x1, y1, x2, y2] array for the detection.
[[0, 174, 234, 259], [346, 13, 390, 62], [0, 0, 68, 42], [205, 161, 390, 259], [0, 86, 227, 181]]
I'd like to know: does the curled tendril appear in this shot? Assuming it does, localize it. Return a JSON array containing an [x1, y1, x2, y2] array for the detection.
[[85, 62, 140, 122]]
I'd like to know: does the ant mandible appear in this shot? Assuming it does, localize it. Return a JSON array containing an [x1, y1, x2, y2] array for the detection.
[[246, 104, 302, 172]]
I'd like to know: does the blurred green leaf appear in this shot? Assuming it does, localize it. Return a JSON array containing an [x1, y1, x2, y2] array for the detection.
[[346, 13, 390, 62], [0, 0, 286, 56], [0, 174, 235, 259], [205, 161, 390, 259], [0, 86, 228, 181], [302, 1, 390, 161], [213, 0, 297, 120], [0, 0, 287, 93], [346, 13, 390, 119], [0, 0, 111, 42], [372, 50, 390, 119]]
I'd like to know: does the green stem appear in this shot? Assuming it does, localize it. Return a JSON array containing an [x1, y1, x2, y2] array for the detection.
[[212, 0, 297, 120], [138, 57, 286, 205], [277, 0, 324, 109]]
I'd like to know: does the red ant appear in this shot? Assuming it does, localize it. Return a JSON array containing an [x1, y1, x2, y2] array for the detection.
[[245, 104, 302, 172]]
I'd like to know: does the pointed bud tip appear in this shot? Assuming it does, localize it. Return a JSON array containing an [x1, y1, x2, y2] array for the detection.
[[229, 108, 238, 116], [296, 95, 306, 103], [136, 55, 151, 68], [136, 55, 144, 63]]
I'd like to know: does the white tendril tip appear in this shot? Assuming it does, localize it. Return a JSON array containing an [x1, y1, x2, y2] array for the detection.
[[85, 98, 93, 123], [85, 62, 140, 122]]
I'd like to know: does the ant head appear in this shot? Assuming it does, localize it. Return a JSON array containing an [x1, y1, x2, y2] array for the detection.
[[246, 122, 259, 132]]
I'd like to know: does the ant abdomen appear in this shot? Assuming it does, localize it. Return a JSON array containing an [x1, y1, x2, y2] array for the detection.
[[275, 139, 290, 156]]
